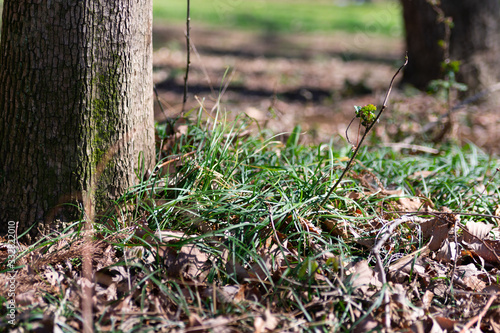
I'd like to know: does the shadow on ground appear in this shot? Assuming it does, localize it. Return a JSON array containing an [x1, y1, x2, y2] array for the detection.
[[153, 24, 500, 153]]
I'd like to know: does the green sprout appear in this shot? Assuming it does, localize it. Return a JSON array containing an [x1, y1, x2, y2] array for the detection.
[[354, 104, 377, 127]]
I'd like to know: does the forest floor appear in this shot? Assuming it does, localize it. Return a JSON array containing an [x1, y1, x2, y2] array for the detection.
[[153, 23, 500, 154]]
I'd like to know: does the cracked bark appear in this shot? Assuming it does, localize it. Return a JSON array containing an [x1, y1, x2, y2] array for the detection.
[[0, 0, 154, 240]]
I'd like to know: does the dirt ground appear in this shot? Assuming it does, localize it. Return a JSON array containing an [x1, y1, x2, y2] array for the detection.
[[152, 24, 500, 154]]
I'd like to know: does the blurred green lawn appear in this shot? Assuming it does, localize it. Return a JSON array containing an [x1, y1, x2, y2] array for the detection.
[[0, 1, 401, 37], [153, 0, 402, 36]]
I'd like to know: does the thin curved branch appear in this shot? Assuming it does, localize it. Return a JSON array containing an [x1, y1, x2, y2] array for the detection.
[[320, 54, 408, 207]]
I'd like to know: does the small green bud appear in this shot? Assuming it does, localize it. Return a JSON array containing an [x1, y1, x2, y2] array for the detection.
[[354, 104, 377, 127]]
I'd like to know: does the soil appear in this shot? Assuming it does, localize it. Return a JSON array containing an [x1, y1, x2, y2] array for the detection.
[[152, 24, 500, 154]]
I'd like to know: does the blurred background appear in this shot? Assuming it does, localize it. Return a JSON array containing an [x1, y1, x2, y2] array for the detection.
[[1, 0, 499, 152], [153, 0, 405, 144], [150, 0, 500, 152]]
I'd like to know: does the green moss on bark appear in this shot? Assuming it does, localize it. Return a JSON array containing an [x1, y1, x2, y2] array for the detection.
[[89, 57, 124, 211]]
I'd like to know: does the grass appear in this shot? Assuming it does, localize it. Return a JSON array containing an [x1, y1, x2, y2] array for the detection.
[[153, 0, 403, 36], [0, 1, 402, 43], [2, 105, 499, 332]]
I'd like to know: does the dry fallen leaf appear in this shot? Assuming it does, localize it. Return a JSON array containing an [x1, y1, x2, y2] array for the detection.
[[187, 314, 234, 333], [456, 263, 487, 292], [396, 196, 424, 212], [347, 260, 382, 295], [389, 251, 427, 278], [464, 220, 493, 242], [489, 308, 500, 333], [435, 240, 457, 262], [420, 217, 450, 251], [254, 309, 278, 333], [16, 291, 37, 306], [204, 285, 250, 304], [421, 290, 434, 310], [352, 313, 379, 333], [163, 244, 212, 280], [464, 239, 500, 263], [433, 316, 458, 332], [463, 221, 500, 263], [409, 170, 436, 180]]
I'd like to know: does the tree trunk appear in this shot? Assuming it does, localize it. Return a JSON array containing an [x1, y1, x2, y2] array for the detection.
[[0, 0, 154, 240], [401, 0, 445, 90], [401, 0, 500, 98]]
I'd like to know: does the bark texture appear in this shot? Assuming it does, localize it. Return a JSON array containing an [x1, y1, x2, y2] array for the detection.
[[401, 0, 500, 98], [401, 0, 445, 89], [0, 0, 154, 239]]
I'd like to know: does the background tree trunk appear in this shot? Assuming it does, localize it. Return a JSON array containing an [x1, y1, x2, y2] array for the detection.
[[400, 0, 445, 90], [0, 0, 154, 240], [401, 0, 500, 98]]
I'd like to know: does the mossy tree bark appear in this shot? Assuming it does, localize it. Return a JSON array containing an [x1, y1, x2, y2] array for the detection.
[[0, 0, 154, 240], [401, 0, 500, 98]]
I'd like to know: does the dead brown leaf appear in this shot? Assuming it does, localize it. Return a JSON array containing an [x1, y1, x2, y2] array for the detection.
[[463, 221, 500, 263], [347, 260, 382, 295], [420, 216, 451, 251], [298, 216, 322, 235], [389, 251, 428, 281], [464, 239, 500, 263], [396, 196, 425, 212], [422, 290, 434, 310], [489, 308, 500, 333], [456, 264, 487, 292], [163, 244, 212, 280], [464, 220, 493, 242], [435, 240, 457, 262], [254, 309, 279, 333], [434, 316, 458, 331], [409, 170, 436, 180], [352, 313, 379, 333], [187, 314, 235, 333]]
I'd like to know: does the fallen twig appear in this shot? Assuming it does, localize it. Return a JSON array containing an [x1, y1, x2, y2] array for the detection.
[[459, 293, 498, 333], [372, 214, 416, 331]]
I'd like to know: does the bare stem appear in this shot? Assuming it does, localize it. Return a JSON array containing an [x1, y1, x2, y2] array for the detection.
[[182, 0, 191, 112], [320, 54, 408, 207]]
